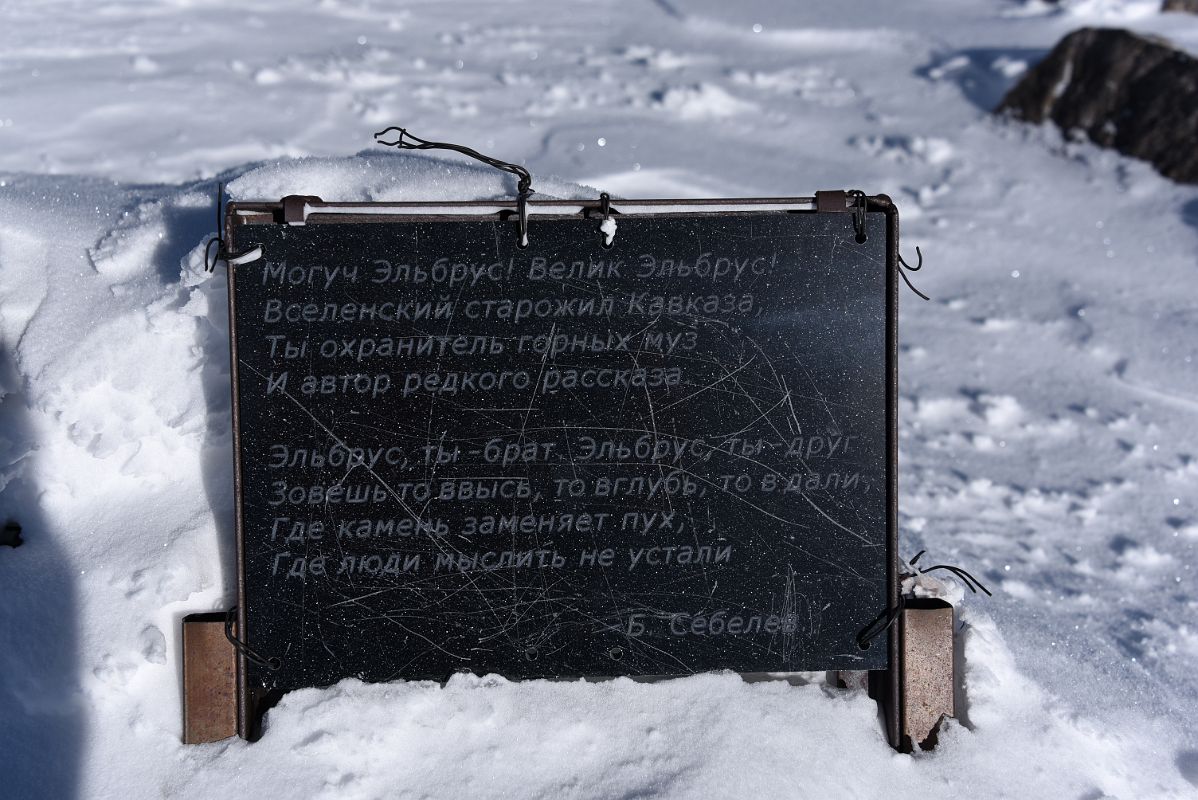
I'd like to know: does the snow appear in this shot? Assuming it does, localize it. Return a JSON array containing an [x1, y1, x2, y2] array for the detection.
[[1, 0, 1198, 798], [600, 216, 617, 246]]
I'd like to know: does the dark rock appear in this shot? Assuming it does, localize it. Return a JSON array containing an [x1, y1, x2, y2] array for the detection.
[[1, 520, 21, 548], [1163, 0, 1198, 14], [996, 27, 1198, 184]]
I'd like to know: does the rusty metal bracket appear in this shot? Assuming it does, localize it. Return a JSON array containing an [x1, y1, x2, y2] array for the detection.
[[182, 613, 238, 744], [814, 190, 850, 213], [281, 194, 322, 225], [834, 597, 957, 752], [898, 598, 956, 751]]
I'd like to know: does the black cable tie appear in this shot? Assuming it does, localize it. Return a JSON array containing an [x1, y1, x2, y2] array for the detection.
[[848, 189, 868, 244], [898, 246, 930, 301], [203, 182, 227, 273], [203, 237, 221, 274], [374, 127, 535, 245], [203, 183, 261, 271], [224, 606, 281, 671], [842, 190, 927, 299], [908, 549, 993, 596], [858, 549, 991, 647], [919, 564, 993, 596], [373, 126, 533, 195], [856, 592, 905, 650]]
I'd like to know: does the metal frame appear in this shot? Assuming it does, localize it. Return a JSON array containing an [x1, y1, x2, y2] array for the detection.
[[220, 193, 905, 747], [880, 195, 902, 749]]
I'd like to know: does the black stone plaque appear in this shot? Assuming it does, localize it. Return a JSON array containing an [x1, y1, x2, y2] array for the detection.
[[228, 206, 894, 705]]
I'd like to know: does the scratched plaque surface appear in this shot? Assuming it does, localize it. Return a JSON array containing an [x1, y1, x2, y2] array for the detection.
[[230, 210, 891, 696]]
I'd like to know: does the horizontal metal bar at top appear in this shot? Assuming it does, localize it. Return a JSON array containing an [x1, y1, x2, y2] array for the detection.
[[297, 198, 819, 223]]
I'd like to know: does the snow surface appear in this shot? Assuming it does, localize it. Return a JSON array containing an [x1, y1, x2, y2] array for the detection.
[[1, 0, 1197, 798]]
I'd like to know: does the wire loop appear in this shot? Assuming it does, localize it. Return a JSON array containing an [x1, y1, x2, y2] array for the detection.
[[856, 592, 905, 650], [203, 236, 223, 273], [373, 127, 533, 195], [375, 127, 535, 244], [204, 183, 261, 271], [855, 550, 991, 649], [909, 550, 991, 596], [203, 183, 227, 273], [898, 246, 930, 301]]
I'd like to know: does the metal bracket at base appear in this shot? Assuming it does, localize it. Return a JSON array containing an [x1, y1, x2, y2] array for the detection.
[[835, 598, 956, 752], [898, 598, 956, 751], [185, 600, 950, 749], [181, 613, 238, 744]]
